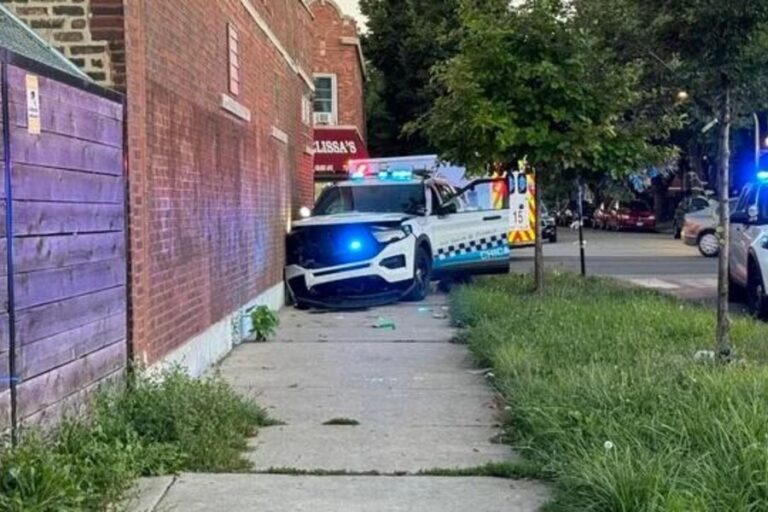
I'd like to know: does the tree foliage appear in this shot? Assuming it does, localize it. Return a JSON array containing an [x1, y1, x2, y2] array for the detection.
[[411, 0, 678, 179], [360, 0, 461, 156]]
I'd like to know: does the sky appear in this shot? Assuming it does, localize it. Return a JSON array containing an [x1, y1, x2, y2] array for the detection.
[[335, 0, 367, 29]]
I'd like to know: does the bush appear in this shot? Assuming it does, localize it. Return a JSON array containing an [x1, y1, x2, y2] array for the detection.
[[0, 367, 273, 511], [452, 273, 768, 511], [247, 306, 280, 341]]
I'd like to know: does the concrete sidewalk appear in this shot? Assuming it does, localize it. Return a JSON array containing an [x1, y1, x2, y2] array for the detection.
[[129, 295, 549, 511]]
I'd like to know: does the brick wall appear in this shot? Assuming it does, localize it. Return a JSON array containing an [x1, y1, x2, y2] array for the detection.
[[310, 0, 366, 137], [0, 0, 126, 90], [124, 0, 315, 364], [8, 0, 315, 366]]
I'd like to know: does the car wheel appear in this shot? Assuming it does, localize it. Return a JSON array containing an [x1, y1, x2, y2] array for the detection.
[[747, 264, 768, 320], [673, 221, 681, 240], [697, 231, 719, 258], [550, 232, 558, 244], [405, 247, 431, 301]]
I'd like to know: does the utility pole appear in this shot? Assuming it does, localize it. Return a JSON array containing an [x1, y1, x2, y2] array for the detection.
[[577, 179, 586, 277]]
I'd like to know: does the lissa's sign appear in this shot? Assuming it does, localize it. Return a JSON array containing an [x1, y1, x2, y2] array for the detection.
[[314, 140, 358, 155], [313, 127, 369, 172]]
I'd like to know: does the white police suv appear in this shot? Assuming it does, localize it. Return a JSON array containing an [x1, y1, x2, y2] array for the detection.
[[729, 173, 768, 319], [285, 168, 515, 308]]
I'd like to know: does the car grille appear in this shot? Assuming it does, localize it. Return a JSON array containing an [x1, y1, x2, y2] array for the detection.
[[287, 225, 383, 269]]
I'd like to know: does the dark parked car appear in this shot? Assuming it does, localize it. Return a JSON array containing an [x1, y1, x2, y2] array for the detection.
[[541, 202, 557, 243], [673, 195, 713, 239], [556, 200, 595, 227], [606, 200, 656, 231]]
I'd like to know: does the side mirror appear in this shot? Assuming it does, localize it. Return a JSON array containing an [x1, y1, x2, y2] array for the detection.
[[414, 205, 427, 216], [730, 211, 750, 224], [438, 202, 458, 216], [748, 205, 759, 221]]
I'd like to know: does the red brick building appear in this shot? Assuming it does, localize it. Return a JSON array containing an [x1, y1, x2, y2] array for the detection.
[[309, 0, 368, 197], [2, 0, 316, 374]]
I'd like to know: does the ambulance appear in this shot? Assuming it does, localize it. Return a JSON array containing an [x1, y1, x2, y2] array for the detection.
[[285, 156, 536, 308]]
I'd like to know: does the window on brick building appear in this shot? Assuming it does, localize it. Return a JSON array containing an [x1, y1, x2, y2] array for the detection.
[[302, 95, 312, 126], [313, 74, 337, 124], [228, 24, 240, 96]]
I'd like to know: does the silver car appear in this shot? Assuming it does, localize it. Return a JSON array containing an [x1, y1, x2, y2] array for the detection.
[[681, 199, 736, 257]]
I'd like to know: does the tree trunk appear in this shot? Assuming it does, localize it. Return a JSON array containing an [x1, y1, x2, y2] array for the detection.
[[716, 85, 732, 362], [534, 169, 544, 292]]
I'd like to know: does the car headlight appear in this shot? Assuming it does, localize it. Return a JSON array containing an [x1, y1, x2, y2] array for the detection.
[[761, 236, 768, 250], [371, 226, 411, 244]]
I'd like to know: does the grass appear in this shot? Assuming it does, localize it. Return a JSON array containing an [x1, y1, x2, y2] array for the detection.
[[322, 418, 360, 426], [0, 367, 274, 512], [418, 461, 550, 480], [451, 272, 768, 512]]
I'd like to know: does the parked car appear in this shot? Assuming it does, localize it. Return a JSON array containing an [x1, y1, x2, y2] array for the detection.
[[729, 178, 768, 319], [593, 201, 611, 229], [541, 202, 557, 243], [606, 200, 656, 231], [682, 198, 737, 258], [673, 196, 714, 239]]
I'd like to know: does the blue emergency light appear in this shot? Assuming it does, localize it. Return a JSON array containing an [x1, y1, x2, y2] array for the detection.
[[758, 171, 768, 182], [349, 239, 363, 252]]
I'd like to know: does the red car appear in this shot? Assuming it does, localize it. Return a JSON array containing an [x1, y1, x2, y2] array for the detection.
[[607, 200, 656, 231]]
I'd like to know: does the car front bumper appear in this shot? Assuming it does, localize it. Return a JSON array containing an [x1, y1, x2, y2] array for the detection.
[[285, 236, 416, 308]]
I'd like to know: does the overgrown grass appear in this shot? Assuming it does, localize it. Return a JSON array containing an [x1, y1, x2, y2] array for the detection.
[[452, 272, 768, 511], [0, 367, 273, 512]]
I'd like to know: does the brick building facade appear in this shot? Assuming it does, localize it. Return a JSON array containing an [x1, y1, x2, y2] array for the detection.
[[2, 0, 316, 373], [309, 0, 368, 195]]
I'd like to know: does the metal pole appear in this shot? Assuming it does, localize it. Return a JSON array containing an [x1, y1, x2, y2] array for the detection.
[[754, 112, 760, 172], [577, 180, 586, 277], [2, 60, 18, 445]]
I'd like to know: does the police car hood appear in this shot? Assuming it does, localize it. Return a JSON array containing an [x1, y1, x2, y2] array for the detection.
[[293, 212, 413, 228]]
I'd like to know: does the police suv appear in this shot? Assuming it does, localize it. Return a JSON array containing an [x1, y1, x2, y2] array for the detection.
[[285, 168, 518, 308], [729, 173, 768, 319]]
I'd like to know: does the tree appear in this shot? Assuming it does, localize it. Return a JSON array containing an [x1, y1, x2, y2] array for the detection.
[[412, 0, 676, 291], [633, 0, 768, 361], [360, 0, 461, 156]]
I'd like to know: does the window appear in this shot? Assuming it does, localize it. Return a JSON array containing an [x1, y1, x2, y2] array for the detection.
[[228, 24, 240, 96], [313, 74, 336, 122], [314, 184, 426, 216], [301, 95, 312, 126]]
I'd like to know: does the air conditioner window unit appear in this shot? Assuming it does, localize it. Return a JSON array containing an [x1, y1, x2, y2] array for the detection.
[[314, 112, 333, 125]]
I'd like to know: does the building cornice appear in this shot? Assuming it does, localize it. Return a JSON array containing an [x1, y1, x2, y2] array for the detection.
[[340, 36, 368, 80]]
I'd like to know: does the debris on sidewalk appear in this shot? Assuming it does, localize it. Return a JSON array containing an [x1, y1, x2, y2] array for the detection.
[[372, 317, 396, 330], [432, 312, 448, 320]]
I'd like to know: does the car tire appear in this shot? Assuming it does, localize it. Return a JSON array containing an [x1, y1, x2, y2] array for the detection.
[[673, 221, 682, 240], [550, 232, 558, 244], [697, 231, 719, 258], [747, 263, 768, 320], [404, 247, 431, 302], [729, 270, 745, 302]]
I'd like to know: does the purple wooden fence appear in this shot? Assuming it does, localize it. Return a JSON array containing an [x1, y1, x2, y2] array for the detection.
[[0, 56, 126, 434]]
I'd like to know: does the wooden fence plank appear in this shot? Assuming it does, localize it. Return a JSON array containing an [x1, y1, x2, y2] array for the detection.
[[9, 100, 123, 149], [13, 201, 124, 236], [15, 286, 125, 345], [22, 368, 123, 430], [8, 66, 123, 121], [19, 312, 125, 381], [0, 276, 6, 313], [0, 239, 6, 276], [13, 233, 124, 273], [10, 130, 122, 176], [17, 341, 125, 418], [0, 390, 9, 431], [12, 164, 124, 204], [15, 258, 126, 310], [0, 199, 5, 238], [0, 313, 8, 353]]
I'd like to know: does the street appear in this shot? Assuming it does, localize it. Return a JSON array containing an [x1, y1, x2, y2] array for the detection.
[[510, 228, 724, 302]]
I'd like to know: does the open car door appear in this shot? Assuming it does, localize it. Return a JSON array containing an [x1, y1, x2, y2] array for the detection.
[[431, 176, 512, 276]]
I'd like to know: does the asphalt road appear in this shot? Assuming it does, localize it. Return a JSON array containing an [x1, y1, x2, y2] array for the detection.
[[509, 227, 724, 303]]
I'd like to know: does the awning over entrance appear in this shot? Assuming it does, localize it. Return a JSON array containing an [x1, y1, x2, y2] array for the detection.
[[313, 126, 368, 174]]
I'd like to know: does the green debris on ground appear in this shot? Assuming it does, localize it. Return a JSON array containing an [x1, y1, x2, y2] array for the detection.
[[452, 272, 768, 512]]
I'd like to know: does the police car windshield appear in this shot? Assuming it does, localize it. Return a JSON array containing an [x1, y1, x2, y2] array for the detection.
[[315, 184, 425, 215]]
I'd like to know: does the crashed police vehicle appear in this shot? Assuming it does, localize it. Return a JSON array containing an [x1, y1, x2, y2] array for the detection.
[[285, 163, 523, 309]]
